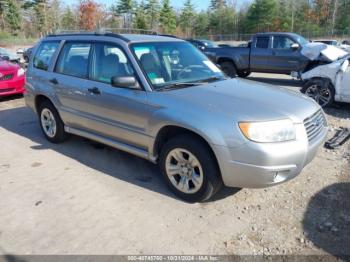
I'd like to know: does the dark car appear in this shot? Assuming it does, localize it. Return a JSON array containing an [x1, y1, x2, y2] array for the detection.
[[205, 32, 311, 77], [23, 47, 33, 63], [187, 39, 217, 51]]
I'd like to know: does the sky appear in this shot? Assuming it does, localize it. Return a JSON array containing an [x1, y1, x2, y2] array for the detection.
[[62, 0, 250, 11]]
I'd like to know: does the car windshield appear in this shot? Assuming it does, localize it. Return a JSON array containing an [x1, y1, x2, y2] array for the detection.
[[0, 48, 11, 56], [295, 35, 309, 46], [131, 41, 225, 90], [200, 40, 217, 47]]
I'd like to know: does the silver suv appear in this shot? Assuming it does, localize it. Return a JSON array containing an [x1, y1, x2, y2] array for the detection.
[[25, 33, 328, 202]]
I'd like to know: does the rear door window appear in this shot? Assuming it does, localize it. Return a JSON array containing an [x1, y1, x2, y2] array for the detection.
[[256, 36, 270, 49], [33, 41, 60, 71], [55, 42, 91, 78]]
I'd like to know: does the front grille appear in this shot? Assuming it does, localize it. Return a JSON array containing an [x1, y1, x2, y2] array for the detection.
[[0, 73, 14, 81], [0, 88, 15, 93], [304, 109, 327, 142]]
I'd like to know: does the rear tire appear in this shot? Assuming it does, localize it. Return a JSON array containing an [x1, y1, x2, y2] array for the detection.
[[38, 100, 68, 143], [237, 70, 250, 78], [219, 61, 237, 78], [159, 134, 222, 202], [301, 79, 335, 107]]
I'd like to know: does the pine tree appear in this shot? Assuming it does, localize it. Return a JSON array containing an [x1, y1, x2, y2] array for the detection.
[[179, 0, 194, 37], [33, 0, 48, 36], [193, 11, 209, 37], [61, 7, 76, 30], [134, 0, 148, 30], [159, 0, 176, 34], [112, 0, 135, 28], [244, 0, 277, 32], [3, 0, 22, 34], [146, 0, 160, 30]]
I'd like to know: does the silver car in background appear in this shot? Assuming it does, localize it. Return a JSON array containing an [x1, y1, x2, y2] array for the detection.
[[25, 33, 328, 202]]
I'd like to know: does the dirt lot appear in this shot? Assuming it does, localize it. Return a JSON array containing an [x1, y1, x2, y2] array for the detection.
[[0, 73, 349, 258]]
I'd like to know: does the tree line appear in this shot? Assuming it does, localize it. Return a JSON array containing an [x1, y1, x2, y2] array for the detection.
[[0, 0, 349, 41]]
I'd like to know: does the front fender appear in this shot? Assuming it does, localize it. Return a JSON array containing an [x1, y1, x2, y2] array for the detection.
[[146, 108, 246, 158]]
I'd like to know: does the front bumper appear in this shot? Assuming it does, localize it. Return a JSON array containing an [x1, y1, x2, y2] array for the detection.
[[213, 123, 328, 188], [0, 76, 25, 96]]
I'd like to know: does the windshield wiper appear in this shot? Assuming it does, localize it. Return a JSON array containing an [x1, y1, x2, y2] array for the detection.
[[158, 82, 201, 91], [157, 76, 225, 91], [194, 76, 226, 83]]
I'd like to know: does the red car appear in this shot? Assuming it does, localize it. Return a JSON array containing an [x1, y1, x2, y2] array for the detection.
[[0, 58, 25, 96]]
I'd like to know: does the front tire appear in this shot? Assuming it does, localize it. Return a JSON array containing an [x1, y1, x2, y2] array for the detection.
[[301, 79, 335, 107], [159, 134, 222, 202], [38, 100, 68, 143]]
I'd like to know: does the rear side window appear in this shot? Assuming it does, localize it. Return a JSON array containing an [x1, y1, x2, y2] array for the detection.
[[256, 36, 269, 49], [33, 41, 60, 71], [55, 42, 91, 78]]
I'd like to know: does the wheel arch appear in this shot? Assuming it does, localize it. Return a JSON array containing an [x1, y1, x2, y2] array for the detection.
[[152, 125, 222, 178], [35, 94, 53, 113], [217, 57, 237, 69]]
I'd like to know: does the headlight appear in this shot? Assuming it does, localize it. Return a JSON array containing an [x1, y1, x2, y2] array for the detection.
[[239, 119, 296, 143], [17, 68, 25, 76]]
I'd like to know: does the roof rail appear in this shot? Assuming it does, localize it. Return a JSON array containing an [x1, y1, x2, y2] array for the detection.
[[46, 28, 159, 42], [48, 28, 158, 36]]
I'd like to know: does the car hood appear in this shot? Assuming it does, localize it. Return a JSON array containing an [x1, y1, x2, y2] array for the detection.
[[152, 78, 320, 123], [0, 60, 19, 72]]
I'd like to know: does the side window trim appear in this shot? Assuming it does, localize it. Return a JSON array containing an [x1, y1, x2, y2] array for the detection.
[[32, 40, 61, 71], [53, 40, 93, 80]]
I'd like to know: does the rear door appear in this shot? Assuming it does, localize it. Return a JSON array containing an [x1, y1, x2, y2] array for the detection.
[[50, 41, 94, 129], [269, 35, 302, 73], [250, 35, 272, 72]]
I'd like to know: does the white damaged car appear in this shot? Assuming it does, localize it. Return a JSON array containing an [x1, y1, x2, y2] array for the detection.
[[297, 43, 350, 107]]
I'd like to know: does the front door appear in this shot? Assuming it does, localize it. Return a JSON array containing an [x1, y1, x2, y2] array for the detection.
[[269, 35, 302, 73]]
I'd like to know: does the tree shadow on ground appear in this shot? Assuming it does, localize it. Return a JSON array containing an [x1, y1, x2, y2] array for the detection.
[[303, 183, 350, 261]]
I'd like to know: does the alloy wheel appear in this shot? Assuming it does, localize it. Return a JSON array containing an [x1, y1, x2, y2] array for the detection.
[[40, 108, 57, 138], [165, 148, 204, 194], [305, 84, 331, 107]]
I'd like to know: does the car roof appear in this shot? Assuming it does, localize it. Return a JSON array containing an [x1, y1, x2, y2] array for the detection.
[[45, 33, 183, 43]]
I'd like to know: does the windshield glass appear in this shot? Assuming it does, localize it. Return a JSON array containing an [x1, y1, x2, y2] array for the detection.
[[295, 35, 309, 46], [200, 40, 217, 47], [131, 41, 225, 90]]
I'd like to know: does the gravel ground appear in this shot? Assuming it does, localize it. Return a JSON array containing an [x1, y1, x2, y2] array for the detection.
[[0, 77, 349, 259]]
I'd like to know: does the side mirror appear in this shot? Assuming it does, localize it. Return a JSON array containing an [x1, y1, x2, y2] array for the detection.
[[1, 56, 10, 61], [291, 43, 300, 50], [111, 76, 140, 89], [340, 60, 349, 72]]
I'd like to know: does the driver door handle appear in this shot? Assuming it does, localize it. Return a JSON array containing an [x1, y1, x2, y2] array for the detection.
[[88, 87, 101, 95]]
